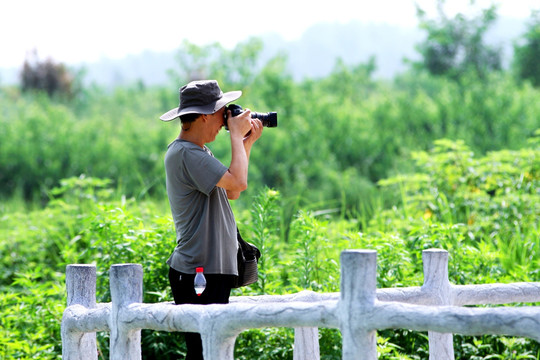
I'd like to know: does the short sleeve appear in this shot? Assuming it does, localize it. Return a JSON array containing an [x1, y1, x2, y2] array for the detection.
[[183, 146, 228, 196]]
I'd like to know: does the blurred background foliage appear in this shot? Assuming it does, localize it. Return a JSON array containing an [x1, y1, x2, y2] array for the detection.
[[1, 1, 539, 216], [1, 1, 539, 359]]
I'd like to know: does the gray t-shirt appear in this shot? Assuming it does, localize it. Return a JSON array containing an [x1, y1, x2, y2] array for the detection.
[[164, 139, 238, 275]]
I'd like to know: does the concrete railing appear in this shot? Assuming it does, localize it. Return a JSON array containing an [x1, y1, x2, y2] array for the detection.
[[61, 249, 540, 359]]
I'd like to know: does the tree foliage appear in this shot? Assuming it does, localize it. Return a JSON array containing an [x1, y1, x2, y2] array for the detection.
[[2, 46, 539, 209], [513, 10, 540, 87], [167, 38, 264, 89], [414, 0, 501, 80], [20, 50, 76, 98]]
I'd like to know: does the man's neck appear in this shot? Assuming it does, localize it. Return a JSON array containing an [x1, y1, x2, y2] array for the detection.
[[179, 130, 205, 148]]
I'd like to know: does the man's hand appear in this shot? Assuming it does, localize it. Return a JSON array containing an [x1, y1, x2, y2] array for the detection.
[[244, 118, 263, 146], [227, 108, 252, 138]]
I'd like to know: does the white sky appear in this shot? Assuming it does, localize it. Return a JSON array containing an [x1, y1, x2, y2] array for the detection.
[[1, 0, 538, 68]]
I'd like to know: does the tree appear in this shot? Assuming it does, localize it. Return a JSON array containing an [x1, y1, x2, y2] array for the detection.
[[413, 0, 502, 80], [168, 38, 264, 89], [20, 50, 75, 97], [513, 10, 540, 87]]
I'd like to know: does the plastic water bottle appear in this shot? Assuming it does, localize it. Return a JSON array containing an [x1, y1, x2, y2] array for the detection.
[[194, 267, 206, 296]]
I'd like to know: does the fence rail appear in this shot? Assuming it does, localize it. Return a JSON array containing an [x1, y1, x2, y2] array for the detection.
[[61, 249, 540, 359]]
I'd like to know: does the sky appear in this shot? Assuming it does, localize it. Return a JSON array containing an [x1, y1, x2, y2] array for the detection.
[[1, 0, 538, 69]]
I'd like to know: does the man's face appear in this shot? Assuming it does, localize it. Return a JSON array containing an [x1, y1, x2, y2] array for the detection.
[[206, 107, 226, 141]]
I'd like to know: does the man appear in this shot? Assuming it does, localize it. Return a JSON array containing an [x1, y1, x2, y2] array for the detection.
[[160, 80, 263, 359]]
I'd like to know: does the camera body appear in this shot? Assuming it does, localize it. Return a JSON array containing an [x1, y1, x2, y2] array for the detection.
[[223, 104, 277, 130]]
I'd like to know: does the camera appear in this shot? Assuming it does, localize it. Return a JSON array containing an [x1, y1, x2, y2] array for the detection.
[[223, 104, 278, 130]]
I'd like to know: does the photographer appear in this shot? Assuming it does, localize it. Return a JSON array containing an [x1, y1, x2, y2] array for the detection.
[[160, 80, 262, 359]]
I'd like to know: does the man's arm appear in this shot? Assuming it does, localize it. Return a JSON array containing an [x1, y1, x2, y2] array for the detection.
[[217, 112, 263, 199], [225, 118, 263, 199], [216, 110, 253, 195]]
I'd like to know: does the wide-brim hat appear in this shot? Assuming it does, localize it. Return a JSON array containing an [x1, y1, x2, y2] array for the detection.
[[160, 80, 242, 121]]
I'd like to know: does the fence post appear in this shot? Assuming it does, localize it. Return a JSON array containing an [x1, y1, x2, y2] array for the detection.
[[109, 264, 143, 360], [293, 327, 320, 360], [61, 264, 98, 360], [423, 249, 454, 360], [340, 250, 378, 360]]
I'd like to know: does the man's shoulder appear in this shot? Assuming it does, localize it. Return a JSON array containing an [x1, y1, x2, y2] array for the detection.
[[167, 139, 206, 156], [166, 140, 213, 169], [167, 139, 200, 150]]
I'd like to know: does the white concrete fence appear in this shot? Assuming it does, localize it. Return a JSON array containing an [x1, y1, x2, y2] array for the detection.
[[61, 249, 540, 359]]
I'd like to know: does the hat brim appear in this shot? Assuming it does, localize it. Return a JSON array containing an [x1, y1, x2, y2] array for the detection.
[[159, 90, 242, 121]]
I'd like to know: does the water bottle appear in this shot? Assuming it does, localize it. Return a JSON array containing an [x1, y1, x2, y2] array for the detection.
[[194, 267, 206, 296]]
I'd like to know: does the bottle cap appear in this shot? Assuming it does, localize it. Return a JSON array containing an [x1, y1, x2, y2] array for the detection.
[[196, 267, 204, 272]]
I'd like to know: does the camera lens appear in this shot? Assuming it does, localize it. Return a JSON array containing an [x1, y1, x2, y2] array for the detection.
[[252, 112, 278, 127], [224, 104, 278, 129]]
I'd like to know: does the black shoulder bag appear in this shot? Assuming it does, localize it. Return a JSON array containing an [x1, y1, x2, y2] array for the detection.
[[233, 228, 261, 288]]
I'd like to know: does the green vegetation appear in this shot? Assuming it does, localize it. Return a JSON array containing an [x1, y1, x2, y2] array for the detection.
[[1, 138, 538, 359], [414, 0, 501, 80], [2, 63, 538, 210], [1, 2, 540, 359], [513, 10, 540, 87]]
